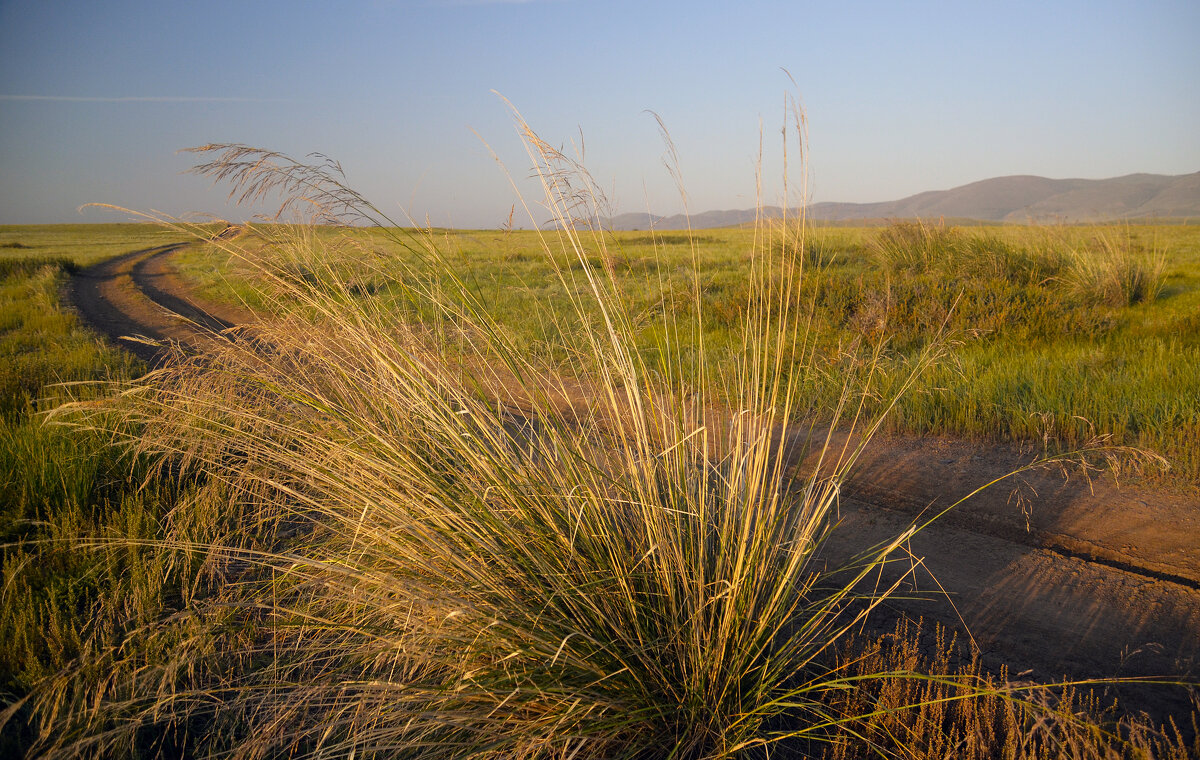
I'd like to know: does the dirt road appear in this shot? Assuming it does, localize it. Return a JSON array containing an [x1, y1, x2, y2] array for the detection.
[[67, 243, 250, 364], [69, 244, 1200, 725]]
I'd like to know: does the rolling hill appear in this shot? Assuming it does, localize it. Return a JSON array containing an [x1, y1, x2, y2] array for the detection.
[[604, 171, 1200, 229]]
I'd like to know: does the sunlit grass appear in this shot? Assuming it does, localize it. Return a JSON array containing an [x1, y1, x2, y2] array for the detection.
[[15, 101, 1194, 757], [0, 254, 205, 757], [173, 219, 1200, 485], [0, 224, 176, 268]]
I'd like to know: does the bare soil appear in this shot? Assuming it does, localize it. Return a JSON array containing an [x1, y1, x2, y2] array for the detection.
[[68, 244, 1200, 727], [67, 243, 252, 364]]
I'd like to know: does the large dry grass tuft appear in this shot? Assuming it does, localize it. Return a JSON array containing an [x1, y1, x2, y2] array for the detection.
[[16, 102, 1189, 759]]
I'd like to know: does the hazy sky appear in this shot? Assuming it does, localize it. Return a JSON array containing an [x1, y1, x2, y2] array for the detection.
[[1, 0, 1197, 228]]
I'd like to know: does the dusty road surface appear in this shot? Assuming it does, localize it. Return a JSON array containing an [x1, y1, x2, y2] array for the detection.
[[826, 435, 1200, 724], [67, 243, 251, 363], [69, 244, 1200, 727]]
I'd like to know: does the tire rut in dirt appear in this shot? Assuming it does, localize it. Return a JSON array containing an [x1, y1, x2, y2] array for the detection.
[[130, 248, 235, 334]]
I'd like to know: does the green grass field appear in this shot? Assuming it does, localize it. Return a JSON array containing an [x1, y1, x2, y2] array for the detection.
[[0, 224, 178, 267], [0, 229, 209, 755], [175, 220, 1200, 487], [2, 218, 1197, 758]]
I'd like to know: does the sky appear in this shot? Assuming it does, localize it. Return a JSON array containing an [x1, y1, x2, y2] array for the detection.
[[1, 0, 1197, 228]]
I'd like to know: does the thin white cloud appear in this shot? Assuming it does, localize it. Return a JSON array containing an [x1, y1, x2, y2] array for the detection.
[[0, 95, 277, 103], [374, 0, 565, 7], [431, 0, 564, 6]]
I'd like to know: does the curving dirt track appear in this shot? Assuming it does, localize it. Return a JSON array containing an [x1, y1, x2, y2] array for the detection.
[[67, 243, 253, 364], [69, 245, 1200, 726]]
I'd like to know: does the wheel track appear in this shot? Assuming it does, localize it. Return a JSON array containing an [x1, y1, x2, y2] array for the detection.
[[844, 479, 1200, 592], [69, 243, 249, 363]]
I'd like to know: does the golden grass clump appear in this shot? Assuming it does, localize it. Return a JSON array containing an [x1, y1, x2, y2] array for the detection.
[[16, 102, 1191, 758], [1063, 227, 1167, 307], [870, 220, 962, 274]]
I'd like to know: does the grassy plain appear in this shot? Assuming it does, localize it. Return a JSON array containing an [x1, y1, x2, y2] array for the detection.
[[0, 227, 205, 754], [2, 218, 1197, 757], [0, 224, 177, 267], [176, 221, 1200, 486]]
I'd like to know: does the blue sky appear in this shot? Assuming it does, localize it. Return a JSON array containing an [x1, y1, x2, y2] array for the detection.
[[1, 0, 1197, 227]]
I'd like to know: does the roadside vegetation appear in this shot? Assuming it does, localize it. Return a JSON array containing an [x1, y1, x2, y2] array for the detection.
[[0, 231, 214, 755], [1, 110, 1194, 756]]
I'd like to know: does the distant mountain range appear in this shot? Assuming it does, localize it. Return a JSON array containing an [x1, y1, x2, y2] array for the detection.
[[604, 171, 1200, 230]]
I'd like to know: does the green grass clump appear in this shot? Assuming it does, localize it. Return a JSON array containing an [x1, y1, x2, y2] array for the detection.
[[870, 220, 1064, 285], [1064, 228, 1167, 307], [871, 220, 963, 274]]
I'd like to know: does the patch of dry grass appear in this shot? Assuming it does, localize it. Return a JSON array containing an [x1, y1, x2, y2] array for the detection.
[[820, 619, 1198, 760]]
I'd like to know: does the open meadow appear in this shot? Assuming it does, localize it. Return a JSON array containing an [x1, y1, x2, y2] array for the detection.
[[4, 0, 1197, 755], [0, 224, 204, 755], [1, 197, 1198, 757], [174, 220, 1200, 486]]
